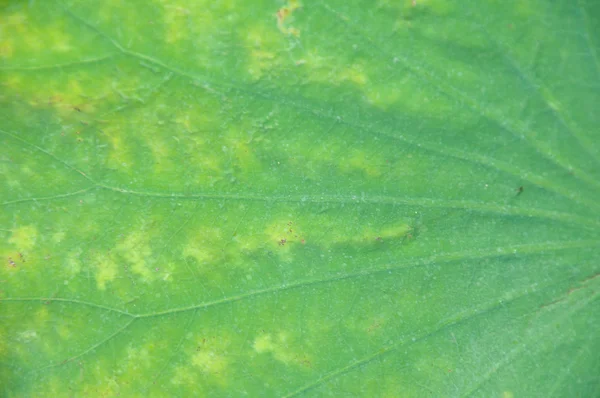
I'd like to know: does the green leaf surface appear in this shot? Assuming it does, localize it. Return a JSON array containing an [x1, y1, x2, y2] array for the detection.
[[1, 0, 599, 396]]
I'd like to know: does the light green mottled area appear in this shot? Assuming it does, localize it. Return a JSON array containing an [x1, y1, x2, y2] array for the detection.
[[1, 0, 599, 396]]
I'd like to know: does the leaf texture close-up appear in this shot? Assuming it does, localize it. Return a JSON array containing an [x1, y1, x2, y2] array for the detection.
[[1, 0, 599, 397]]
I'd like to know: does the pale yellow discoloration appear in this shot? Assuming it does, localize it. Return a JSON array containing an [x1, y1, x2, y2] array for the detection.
[[253, 334, 275, 353], [52, 231, 66, 243], [248, 49, 277, 80], [515, 1, 534, 17], [300, 49, 373, 92], [183, 216, 300, 269], [76, 343, 153, 396], [245, 25, 285, 79], [253, 332, 310, 367], [162, 5, 193, 44], [23, 78, 97, 117], [199, 119, 266, 178], [182, 212, 413, 264], [147, 137, 173, 172], [173, 109, 215, 134], [103, 125, 133, 169], [0, 42, 14, 58], [364, 82, 403, 109], [47, 28, 73, 53], [0, 12, 25, 59], [66, 250, 82, 277], [263, 218, 306, 257], [300, 50, 370, 89], [299, 51, 334, 80], [65, 80, 84, 104], [2, 70, 116, 122], [276, 0, 301, 37], [379, 224, 413, 240], [80, 377, 120, 398], [17, 330, 38, 343], [9, 225, 38, 251], [117, 231, 155, 282], [36, 377, 65, 398], [347, 223, 412, 246], [96, 0, 127, 23], [3, 250, 23, 271], [123, 345, 153, 372], [340, 149, 382, 177], [1, 74, 22, 89], [35, 306, 50, 325], [172, 108, 235, 180], [1, 12, 73, 57], [339, 64, 368, 86], [192, 349, 227, 376], [190, 140, 223, 174], [94, 252, 118, 290], [56, 324, 73, 340], [503, 392, 514, 398], [171, 366, 194, 386], [156, 0, 236, 44], [2, 12, 27, 33], [228, 137, 260, 173], [184, 226, 224, 266], [172, 335, 230, 386]]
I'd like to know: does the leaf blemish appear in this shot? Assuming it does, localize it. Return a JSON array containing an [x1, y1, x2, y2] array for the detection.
[[276, 0, 300, 36]]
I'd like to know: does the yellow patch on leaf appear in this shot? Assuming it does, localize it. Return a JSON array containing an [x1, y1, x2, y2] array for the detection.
[[8, 225, 38, 251], [277, 0, 301, 36]]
